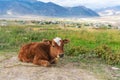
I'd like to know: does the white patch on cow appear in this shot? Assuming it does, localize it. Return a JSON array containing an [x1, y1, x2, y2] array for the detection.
[[53, 37, 62, 46]]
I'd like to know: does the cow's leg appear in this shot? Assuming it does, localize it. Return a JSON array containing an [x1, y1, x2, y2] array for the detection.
[[19, 57, 30, 63], [50, 58, 59, 64], [18, 54, 32, 63], [33, 55, 50, 67]]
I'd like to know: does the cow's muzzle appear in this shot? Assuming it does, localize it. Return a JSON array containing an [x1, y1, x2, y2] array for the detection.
[[59, 54, 64, 58]]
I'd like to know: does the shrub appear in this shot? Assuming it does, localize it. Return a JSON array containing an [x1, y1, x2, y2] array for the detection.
[[66, 46, 89, 57], [93, 45, 120, 65], [66, 45, 120, 65]]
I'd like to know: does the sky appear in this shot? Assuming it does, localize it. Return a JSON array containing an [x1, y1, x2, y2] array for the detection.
[[37, 0, 120, 9]]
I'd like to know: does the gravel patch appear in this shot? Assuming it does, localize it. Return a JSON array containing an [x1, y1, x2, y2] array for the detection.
[[0, 56, 98, 80]]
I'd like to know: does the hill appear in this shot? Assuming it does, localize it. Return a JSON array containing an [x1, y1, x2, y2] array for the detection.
[[67, 6, 99, 17], [0, 0, 99, 17], [96, 6, 120, 16]]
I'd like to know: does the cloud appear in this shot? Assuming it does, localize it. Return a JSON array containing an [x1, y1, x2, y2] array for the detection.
[[37, 0, 120, 9]]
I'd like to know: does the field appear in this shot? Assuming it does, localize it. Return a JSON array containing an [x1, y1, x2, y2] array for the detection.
[[0, 19, 120, 80]]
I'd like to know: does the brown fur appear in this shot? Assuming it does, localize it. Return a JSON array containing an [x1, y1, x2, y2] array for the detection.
[[18, 38, 69, 67]]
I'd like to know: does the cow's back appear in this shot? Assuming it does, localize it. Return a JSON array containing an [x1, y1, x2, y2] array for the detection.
[[18, 42, 50, 62], [18, 42, 39, 62]]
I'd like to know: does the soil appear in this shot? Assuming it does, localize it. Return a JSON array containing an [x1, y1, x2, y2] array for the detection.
[[0, 54, 99, 80]]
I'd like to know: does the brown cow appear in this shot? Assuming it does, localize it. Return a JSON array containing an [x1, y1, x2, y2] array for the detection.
[[18, 37, 69, 67]]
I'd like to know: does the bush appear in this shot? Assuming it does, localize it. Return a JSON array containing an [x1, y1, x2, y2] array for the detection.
[[66, 45, 120, 65], [93, 45, 120, 65], [66, 46, 89, 57]]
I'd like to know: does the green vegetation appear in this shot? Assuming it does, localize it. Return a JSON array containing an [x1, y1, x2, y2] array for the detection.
[[0, 24, 120, 66], [0, 22, 120, 80]]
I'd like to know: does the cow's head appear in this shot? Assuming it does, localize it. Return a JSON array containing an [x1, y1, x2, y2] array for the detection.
[[48, 37, 69, 58]]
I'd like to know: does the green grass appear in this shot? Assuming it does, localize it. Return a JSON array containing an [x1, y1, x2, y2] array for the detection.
[[1, 26, 120, 50], [0, 25, 120, 51], [0, 25, 120, 64], [0, 23, 120, 80]]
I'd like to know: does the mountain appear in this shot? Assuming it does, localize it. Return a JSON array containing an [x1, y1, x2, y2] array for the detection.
[[96, 6, 120, 16], [0, 0, 99, 17], [67, 6, 99, 17]]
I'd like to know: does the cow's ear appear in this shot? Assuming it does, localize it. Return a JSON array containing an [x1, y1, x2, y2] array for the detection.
[[63, 39, 70, 44], [47, 40, 52, 45], [42, 39, 52, 45], [42, 39, 49, 42]]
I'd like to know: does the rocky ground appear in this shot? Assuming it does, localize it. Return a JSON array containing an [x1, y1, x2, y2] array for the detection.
[[0, 54, 98, 80]]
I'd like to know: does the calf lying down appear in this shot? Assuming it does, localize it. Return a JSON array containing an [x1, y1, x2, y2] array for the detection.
[[18, 37, 69, 67]]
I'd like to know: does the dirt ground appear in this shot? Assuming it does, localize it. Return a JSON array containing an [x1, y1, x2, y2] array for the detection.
[[0, 54, 99, 80]]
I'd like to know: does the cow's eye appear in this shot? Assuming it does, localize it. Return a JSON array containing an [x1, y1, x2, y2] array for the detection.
[[52, 45, 55, 47]]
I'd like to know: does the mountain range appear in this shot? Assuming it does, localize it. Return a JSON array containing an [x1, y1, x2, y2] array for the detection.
[[96, 6, 120, 16], [0, 0, 99, 17]]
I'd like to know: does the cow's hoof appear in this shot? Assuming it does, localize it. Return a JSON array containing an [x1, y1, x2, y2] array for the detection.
[[41, 61, 51, 67]]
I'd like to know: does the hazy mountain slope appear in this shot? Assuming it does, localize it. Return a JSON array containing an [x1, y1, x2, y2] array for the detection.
[[0, 0, 99, 17], [96, 6, 120, 16], [68, 6, 99, 17]]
